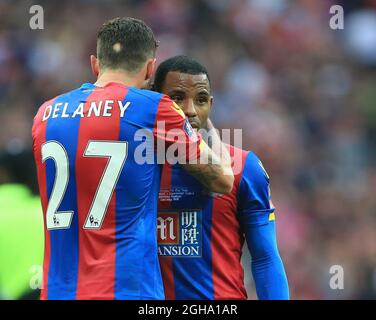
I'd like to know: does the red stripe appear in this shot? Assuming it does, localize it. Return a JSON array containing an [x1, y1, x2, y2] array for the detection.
[[32, 98, 55, 300], [75, 84, 128, 299], [211, 145, 248, 300], [153, 95, 178, 135], [158, 163, 176, 299], [160, 257, 175, 300]]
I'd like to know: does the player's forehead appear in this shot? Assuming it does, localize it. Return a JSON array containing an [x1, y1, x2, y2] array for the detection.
[[163, 71, 210, 93]]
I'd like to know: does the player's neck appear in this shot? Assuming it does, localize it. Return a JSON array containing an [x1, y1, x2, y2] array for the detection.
[[94, 70, 144, 88]]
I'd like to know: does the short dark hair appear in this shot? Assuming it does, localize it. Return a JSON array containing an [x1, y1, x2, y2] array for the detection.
[[154, 55, 211, 92], [97, 17, 158, 73]]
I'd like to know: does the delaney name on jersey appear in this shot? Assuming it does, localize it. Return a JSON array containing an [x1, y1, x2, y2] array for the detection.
[[42, 100, 131, 121]]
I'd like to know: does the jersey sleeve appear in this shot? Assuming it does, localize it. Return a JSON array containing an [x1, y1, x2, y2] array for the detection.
[[238, 151, 275, 225], [238, 151, 289, 300], [153, 95, 204, 162]]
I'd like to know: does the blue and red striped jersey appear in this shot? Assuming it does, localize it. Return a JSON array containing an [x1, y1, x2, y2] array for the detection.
[[32, 82, 201, 300], [157, 145, 275, 299]]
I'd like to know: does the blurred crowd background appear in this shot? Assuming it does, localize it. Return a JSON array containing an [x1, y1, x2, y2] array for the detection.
[[1, 0, 376, 299]]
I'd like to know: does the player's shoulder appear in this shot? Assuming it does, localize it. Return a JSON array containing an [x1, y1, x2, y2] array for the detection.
[[127, 87, 165, 104], [226, 144, 269, 184], [33, 96, 59, 123], [127, 89, 185, 122], [245, 150, 269, 181], [38, 84, 85, 108], [226, 144, 249, 161], [33, 85, 83, 125]]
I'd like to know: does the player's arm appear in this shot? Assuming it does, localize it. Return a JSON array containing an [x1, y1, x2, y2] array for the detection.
[[182, 118, 233, 194], [154, 96, 234, 194], [238, 152, 289, 300], [181, 140, 233, 194]]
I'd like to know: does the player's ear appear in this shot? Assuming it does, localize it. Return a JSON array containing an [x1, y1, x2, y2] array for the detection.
[[90, 55, 100, 78], [209, 95, 214, 110], [145, 58, 156, 81]]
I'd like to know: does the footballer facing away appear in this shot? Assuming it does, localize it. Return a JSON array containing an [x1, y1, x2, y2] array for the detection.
[[32, 18, 234, 300], [154, 56, 289, 300]]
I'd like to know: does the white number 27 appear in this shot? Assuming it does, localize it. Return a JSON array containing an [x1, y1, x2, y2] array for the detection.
[[41, 140, 128, 230]]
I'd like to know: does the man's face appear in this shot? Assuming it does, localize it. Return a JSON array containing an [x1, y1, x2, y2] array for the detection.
[[161, 71, 213, 129]]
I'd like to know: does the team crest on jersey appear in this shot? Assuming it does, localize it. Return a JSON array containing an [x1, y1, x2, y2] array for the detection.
[[157, 210, 202, 257]]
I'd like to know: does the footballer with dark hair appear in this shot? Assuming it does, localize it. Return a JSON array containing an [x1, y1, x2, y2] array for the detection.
[[32, 19, 233, 300], [154, 55, 289, 300]]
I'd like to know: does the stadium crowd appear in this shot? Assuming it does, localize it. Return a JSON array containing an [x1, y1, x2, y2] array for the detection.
[[0, 0, 375, 299]]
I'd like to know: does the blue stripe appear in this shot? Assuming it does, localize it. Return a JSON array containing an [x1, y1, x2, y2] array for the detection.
[[45, 86, 93, 299], [170, 165, 214, 300], [115, 88, 164, 299]]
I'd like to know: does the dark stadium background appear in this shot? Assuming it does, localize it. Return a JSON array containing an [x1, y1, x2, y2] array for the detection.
[[0, 0, 375, 299]]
